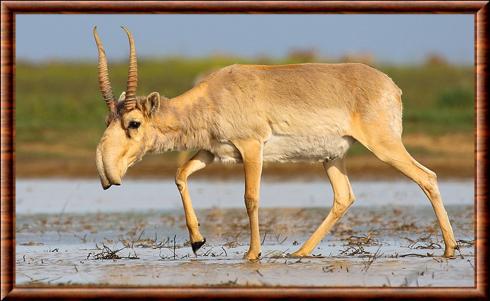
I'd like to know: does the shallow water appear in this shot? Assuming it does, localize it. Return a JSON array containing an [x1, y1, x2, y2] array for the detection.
[[16, 179, 474, 214], [15, 179, 475, 287]]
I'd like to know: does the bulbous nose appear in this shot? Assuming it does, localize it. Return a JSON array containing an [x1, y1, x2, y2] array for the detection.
[[107, 174, 122, 186], [101, 176, 121, 190]]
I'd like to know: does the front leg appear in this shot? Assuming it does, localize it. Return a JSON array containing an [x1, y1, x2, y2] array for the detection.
[[232, 139, 264, 261], [175, 150, 214, 254]]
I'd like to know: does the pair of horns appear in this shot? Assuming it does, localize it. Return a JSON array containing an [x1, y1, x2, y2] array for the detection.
[[93, 26, 138, 113]]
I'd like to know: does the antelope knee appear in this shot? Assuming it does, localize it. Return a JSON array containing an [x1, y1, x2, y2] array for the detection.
[[332, 194, 353, 219], [244, 194, 259, 213], [175, 171, 187, 192], [420, 171, 439, 197]]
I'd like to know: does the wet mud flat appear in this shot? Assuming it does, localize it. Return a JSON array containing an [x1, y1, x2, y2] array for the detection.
[[16, 205, 474, 287]]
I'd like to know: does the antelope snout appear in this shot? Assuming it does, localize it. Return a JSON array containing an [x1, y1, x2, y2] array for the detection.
[[96, 144, 123, 190], [108, 176, 122, 186], [103, 164, 123, 188], [100, 172, 121, 190], [101, 177, 120, 190]]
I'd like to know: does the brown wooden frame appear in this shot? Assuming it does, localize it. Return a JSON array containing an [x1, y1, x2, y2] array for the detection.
[[1, 1, 488, 299]]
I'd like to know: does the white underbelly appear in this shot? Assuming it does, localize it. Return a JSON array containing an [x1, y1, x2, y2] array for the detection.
[[210, 135, 354, 163], [263, 135, 353, 163]]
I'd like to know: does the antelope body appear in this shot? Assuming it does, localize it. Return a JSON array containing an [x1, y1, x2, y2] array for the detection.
[[94, 27, 457, 260]]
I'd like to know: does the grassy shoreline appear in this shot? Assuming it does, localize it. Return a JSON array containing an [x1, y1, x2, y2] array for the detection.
[[16, 58, 474, 179], [16, 133, 474, 180]]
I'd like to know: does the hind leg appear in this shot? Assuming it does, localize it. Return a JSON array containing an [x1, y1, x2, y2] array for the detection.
[[356, 134, 457, 257], [292, 158, 355, 257]]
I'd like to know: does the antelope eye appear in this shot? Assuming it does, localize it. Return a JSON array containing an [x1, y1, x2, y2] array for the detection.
[[128, 121, 141, 129]]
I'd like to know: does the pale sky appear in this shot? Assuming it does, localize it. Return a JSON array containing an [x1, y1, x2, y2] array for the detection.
[[16, 14, 473, 64]]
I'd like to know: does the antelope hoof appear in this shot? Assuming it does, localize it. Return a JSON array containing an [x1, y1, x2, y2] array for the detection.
[[244, 251, 261, 261], [191, 238, 206, 254], [443, 246, 456, 259]]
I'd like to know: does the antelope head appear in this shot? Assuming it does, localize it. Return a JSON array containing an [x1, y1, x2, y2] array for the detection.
[[94, 27, 161, 189]]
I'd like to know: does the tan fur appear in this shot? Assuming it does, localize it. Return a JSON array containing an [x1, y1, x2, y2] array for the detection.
[[96, 62, 456, 260]]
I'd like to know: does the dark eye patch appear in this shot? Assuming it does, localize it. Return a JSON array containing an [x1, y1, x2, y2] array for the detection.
[[128, 121, 141, 129]]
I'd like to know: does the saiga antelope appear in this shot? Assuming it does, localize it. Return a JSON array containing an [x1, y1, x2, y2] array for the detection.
[[94, 27, 457, 260]]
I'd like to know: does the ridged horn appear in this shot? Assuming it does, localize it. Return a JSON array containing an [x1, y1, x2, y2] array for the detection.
[[93, 26, 116, 114], [122, 26, 138, 111]]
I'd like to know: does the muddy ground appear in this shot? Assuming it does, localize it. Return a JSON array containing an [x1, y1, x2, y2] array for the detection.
[[16, 205, 474, 287]]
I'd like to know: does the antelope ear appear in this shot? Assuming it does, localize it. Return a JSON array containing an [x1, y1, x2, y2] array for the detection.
[[143, 92, 161, 116], [118, 91, 126, 102]]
